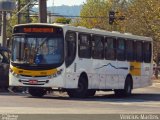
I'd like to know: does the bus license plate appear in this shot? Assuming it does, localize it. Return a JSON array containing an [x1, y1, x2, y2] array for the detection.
[[29, 80, 38, 84]]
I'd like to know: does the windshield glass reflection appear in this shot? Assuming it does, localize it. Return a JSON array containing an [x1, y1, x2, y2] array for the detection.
[[12, 36, 64, 65]]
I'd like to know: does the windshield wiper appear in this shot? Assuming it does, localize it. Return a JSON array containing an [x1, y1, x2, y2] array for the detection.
[[36, 36, 50, 53]]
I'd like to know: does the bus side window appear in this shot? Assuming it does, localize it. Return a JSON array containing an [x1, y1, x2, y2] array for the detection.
[[143, 42, 151, 63], [65, 31, 76, 67], [78, 33, 91, 58], [126, 40, 134, 61], [105, 37, 116, 60], [117, 38, 126, 61], [92, 35, 104, 59], [135, 41, 143, 62]]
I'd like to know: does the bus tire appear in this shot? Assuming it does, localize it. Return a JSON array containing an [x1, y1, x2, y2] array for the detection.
[[86, 90, 96, 97], [67, 75, 88, 98], [28, 87, 46, 97], [114, 76, 132, 97]]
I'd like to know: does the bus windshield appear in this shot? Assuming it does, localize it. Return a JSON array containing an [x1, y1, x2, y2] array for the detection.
[[12, 35, 64, 65]]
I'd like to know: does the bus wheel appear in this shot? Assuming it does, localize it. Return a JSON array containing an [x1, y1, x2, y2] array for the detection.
[[114, 76, 132, 97], [86, 90, 96, 97], [67, 75, 88, 98], [28, 87, 46, 97]]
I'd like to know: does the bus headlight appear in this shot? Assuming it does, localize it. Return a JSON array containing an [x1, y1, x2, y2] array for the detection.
[[48, 75, 52, 79], [57, 70, 62, 75], [47, 69, 63, 79], [12, 72, 19, 77], [10, 68, 19, 77]]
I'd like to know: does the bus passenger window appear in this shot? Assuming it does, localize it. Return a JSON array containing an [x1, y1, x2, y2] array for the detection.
[[65, 31, 76, 67], [117, 38, 125, 61], [126, 40, 134, 61], [78, 34, 91, 58], [143, 42, 151, 63], [136, 41, 143, 62], [92, 36, 104, 59], [105, 37, 116, 60]]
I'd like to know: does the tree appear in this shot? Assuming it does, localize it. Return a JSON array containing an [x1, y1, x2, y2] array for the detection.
[[123, 0, 160, 59], [6, 0, 38, 38], [30, 17, 38, 23], [55, 17, 71, 24], [78, 0, 160, 60], [78, 0, 112, 30]]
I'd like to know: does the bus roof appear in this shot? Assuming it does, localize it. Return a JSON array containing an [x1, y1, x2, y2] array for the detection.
[[14, 23, 152, 42]]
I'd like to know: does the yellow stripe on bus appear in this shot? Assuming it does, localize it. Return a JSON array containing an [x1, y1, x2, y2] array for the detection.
[[130, 62, 141, 76], [10, 65, 58, 77]]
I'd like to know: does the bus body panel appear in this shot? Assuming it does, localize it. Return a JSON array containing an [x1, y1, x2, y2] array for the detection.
[[64, 62, 79, 88], [140, 62, 152, 87], [9, 65, 66, 88], [117, 61, 129, 89], [10, 23, 153, 92]]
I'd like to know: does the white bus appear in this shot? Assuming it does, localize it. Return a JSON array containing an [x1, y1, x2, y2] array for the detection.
[[9, 23, 152, 98]]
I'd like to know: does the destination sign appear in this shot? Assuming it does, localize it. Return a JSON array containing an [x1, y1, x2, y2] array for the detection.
[[23, 28, 55, 33]]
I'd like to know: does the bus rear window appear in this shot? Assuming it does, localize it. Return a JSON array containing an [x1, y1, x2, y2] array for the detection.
[[143, 42, 151, 63]]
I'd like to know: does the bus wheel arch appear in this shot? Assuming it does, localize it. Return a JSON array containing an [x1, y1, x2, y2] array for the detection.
[[114, 74, 133, 97], [67, 72, 88, 98], [125, 74, 133, 89], [124, 74, 133, 96], [79, 72, 88, 87], [79, 72, 96, 97]]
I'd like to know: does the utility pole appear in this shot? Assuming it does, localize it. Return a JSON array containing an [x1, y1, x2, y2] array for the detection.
[[17, 0, 38, 24], [39, 0, 47, 23]]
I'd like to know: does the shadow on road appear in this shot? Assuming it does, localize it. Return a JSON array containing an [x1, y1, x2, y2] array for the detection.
[[26, 93, 160, 103]]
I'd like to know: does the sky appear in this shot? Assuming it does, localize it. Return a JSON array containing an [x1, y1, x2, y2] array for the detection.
[[47, 0, 86, 6]]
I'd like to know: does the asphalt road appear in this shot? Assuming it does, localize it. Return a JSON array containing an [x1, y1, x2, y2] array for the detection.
[[0, 83, 160, 114]]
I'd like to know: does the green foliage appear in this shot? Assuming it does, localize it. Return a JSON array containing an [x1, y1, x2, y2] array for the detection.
[[78, 0, 112, 30], [6, 0, 38, 38], [30, 17, 38, 23], [123, 0, 160, 59], [78, 0, 160, 59], [55, 17, 71, 24]]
